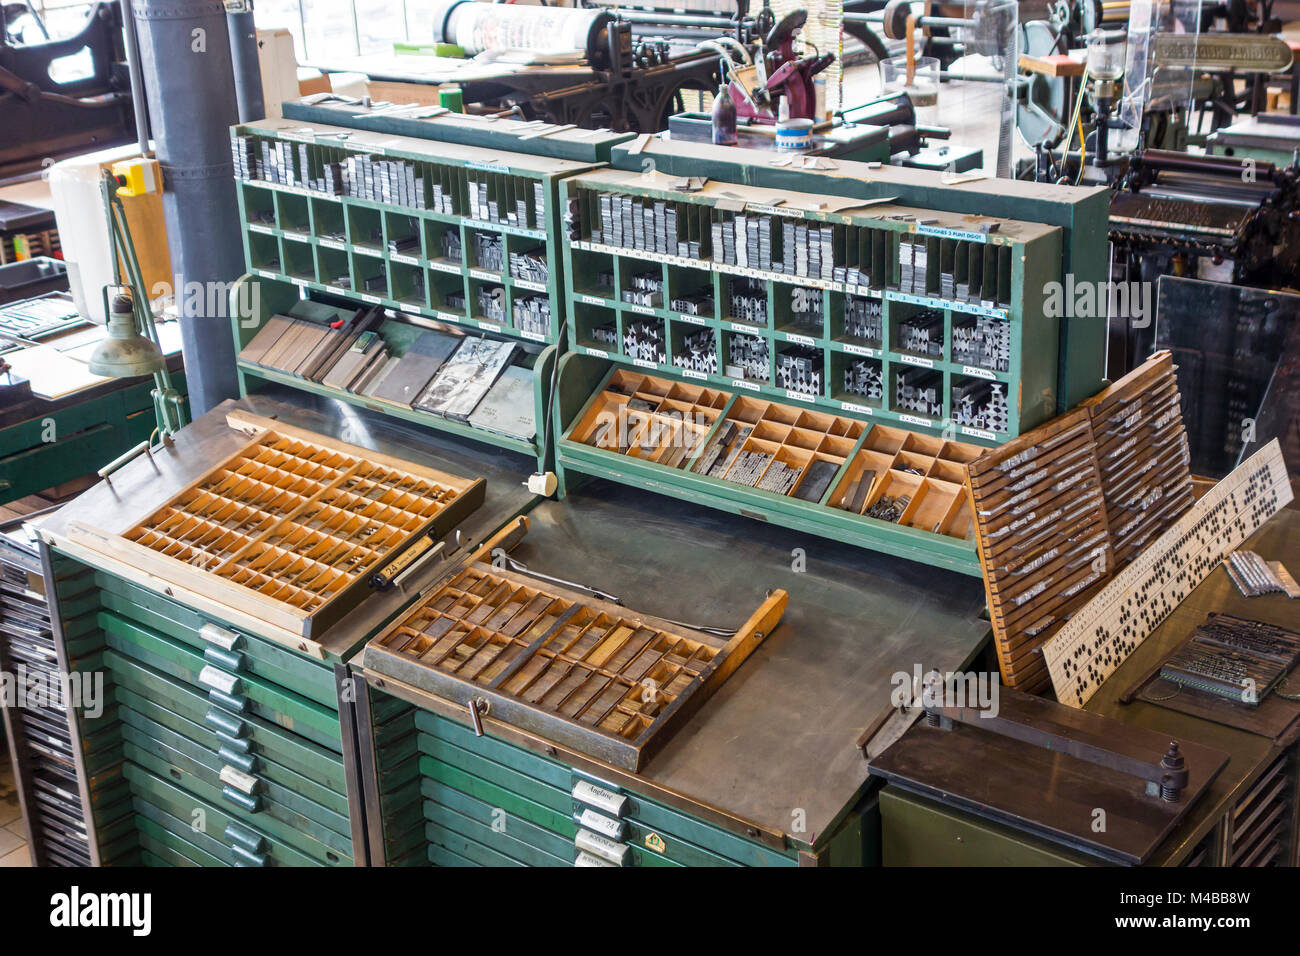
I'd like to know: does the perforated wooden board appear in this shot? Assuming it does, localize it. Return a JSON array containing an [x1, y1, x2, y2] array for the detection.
[[364, 517, 788, 770], [965, 408, 1114, 692], [1045, 439, 1294, 708], [68, 413, 484, 639]]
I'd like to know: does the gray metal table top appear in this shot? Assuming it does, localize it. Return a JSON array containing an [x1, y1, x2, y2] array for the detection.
[[500, 478, 992, 849]]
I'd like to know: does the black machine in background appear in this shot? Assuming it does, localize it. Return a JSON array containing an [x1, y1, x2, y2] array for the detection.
[[1108, 149, 1300, 371], [0, 1, 137, 179]]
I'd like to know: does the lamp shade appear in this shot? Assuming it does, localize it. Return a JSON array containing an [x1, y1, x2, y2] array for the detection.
[[88, 292, 165, 378]]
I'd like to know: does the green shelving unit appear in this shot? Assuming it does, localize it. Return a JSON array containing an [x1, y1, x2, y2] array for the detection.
[[229, 117, 605, 471], [559, 167, 1064, 444], [550, 157, 1098, 573]]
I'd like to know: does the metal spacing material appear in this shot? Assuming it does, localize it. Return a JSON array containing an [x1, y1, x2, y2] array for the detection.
[[575, 827, 629, 865]]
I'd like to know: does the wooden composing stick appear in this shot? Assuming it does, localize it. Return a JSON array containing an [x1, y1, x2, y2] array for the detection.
[[364, 517, 788, 771], [69, 412, 485, 639], [966, 408, 1114, 692]]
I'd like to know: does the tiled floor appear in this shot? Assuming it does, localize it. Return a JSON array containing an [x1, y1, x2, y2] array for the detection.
[[0, 754, 31, 867]]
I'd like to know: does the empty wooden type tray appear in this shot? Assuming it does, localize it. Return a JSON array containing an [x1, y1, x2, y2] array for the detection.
[[1080, 351, 1194, 568], [364, 517, 788, 770], [68, 412, 485, 639], [966, 407, 1114, 692]]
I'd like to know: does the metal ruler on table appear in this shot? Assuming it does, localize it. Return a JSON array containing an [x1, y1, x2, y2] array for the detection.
[[1045, 439, 1294, 708]]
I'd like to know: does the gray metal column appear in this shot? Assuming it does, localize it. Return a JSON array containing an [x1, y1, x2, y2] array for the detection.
[[227, 0, 266, 123], [131, 0, 242, 415]]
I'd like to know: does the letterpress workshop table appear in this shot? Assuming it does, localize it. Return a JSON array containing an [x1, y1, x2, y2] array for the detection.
[[353, 476, 993, 866]]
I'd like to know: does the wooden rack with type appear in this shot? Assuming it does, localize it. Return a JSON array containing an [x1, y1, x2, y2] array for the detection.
[[363, 517, 788, 771], [66, 412, 485, 639], [966, 352, 1198, 692]]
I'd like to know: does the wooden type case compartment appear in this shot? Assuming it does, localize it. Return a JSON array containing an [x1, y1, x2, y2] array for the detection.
[[67, 412, 485, 640], [364, 518, 788, 771]]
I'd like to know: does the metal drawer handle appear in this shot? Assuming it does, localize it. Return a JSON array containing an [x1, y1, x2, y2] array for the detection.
[[224, 821, 266, 854], [576, 808, 625, 841], [199, 665, 241, 696], [199, 623, 242, 652], [204, 646, 246, 673], [204, 708, 248, 738], [222, 785, 262, 813], [574, 828, 629, 866], [208, 688, 249, 714], [572, 779, 627, 817], [230, 845, 268, 867], [218, 746, 258, 773], [575, 850, 618, 867], [220, 764, 262, 796]]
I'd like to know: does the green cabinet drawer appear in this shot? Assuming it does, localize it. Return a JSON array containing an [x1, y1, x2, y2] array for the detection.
[[120, 707, 351, 834], [100, 612, 341, 750], [131, 792, 320, 868], [109, 654, 347, 795], [412, 709, 796, 867], [96, 575, 338, 707], [123, 762, 348, 867]]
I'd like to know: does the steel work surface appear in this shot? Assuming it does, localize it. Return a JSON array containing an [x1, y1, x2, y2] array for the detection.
[[496, 478, 992, 847], [37, 385, 538, 660], [1082, 506, 1300, 866]]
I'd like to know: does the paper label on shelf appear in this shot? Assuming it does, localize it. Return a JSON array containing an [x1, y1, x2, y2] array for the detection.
[[468, 160, 510, 173], [961, 365, 996, 380], [578, 809, 624, 841], [469, 269, 498, 282], [633, 358, 657, 370], [785, 390, 815, 403], [731, 379, 761, 392], [430, 260, 461, 274], [572, 780, 627, 816], [681, 369, 707, 380], [325, 286, 347, 296], [574, 829, 628, 865], [521, 330, 546, 343], [899, 354, 935, 369], [784, 333, 816, 347], [584, 347, 610, 358], [579, 294, 606, 307], [391, 253, 420, 266], [841, 343, 879, 358], [899, 413, 934, 428], [840, 401, 875, 416], [674, 313, 707, 326], [318, 238, 345, 250], [917, 223, 988, 243], [436, 311, 462, 323], [360, 294, 382, 305], [960, 425, 998, 441], [478, 321, 500, 332], [624, 304, 655, 317]]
